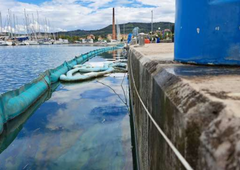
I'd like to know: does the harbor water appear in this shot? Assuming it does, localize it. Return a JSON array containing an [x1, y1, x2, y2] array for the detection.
[[0, 48, 133, 169], [0, 45, 102, 94]]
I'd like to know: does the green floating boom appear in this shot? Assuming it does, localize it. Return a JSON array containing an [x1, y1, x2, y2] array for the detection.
[[0, 46, 118, 133]]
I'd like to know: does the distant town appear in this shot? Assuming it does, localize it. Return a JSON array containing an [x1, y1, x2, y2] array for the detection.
[[0, 22, 174, 46], [0, 8, 174, 46]]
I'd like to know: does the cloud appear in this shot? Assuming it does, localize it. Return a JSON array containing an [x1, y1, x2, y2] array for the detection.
[[0, 0, 175, 32], [79, 0, 113, 10]]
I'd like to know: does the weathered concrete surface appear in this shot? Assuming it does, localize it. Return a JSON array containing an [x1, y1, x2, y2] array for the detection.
[[128, 43, 240, 170]]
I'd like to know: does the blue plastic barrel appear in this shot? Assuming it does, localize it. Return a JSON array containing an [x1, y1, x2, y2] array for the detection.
[[175, 0, 240, 65]]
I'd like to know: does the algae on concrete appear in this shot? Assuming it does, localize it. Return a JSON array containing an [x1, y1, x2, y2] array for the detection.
[[128, 43, 240, 170]]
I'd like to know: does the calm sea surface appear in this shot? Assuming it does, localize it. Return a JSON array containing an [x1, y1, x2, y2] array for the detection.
[[0, 45, 102, 94], [0, 49, 133, 169]]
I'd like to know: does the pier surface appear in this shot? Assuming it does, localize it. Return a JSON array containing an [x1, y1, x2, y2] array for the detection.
[[129, 43, 240, 170]]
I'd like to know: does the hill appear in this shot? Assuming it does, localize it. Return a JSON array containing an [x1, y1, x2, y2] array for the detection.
[[58, 22, 174, 38]]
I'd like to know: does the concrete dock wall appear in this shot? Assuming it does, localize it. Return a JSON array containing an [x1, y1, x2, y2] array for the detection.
[[129, 47, 187, 169], [128, 44, 240, 170]]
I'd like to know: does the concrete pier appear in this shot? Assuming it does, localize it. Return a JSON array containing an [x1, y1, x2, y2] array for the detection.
[[128, 43, 240, 170]]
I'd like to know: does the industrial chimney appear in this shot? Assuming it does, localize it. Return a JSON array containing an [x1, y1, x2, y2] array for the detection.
[[112, 8, 116, 40]]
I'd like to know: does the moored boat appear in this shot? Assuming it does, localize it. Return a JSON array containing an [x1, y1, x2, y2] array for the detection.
[[42, 41, 52, 45], [0, 41, 7, 46], [0, 41, 13, 46], [27, 40, 39, 45], [19, 41, 29, 45]]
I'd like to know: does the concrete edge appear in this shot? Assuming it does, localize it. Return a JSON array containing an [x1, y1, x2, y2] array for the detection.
[[128, 45, 239, 170]]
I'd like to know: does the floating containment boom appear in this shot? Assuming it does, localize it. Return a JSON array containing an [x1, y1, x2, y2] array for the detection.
[[175, 0, 240, 65], [60, 63, 127, 82], [0, 47, 118, 134]]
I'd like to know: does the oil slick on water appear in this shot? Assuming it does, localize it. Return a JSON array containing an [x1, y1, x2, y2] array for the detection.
[[0, 50, 133, 170]]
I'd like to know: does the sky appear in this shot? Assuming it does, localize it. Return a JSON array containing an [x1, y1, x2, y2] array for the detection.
[[0, 0, 175, 32]]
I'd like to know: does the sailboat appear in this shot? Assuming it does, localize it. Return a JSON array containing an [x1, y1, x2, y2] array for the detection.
[[0, 12, 5, 46], [0, 11, 13, 46]]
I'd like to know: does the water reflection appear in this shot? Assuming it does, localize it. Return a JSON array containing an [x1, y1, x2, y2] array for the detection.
[[81, 88, 115, 101], [0, 91, 51, 153], [90, 106, 128, 123], [0, 45, 102, 94], [0, 50, 132, 169]]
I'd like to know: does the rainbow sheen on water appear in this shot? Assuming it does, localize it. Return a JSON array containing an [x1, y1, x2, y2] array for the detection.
[[0, 50, 133, 169]]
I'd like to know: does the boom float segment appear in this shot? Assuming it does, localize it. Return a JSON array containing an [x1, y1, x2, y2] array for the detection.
[[0, 47, 118, 133]]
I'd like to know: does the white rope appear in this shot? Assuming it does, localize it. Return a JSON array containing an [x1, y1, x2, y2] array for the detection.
[[129, 57, 193, 170]]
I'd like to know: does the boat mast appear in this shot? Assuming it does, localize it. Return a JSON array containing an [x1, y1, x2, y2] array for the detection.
[[24, 9, 29, 38], [48, 19, 50, 38], [6, 14, 10, 37], [6, 14, 9, 36], [13, 14, 16, 38], [27, 14, 32, 40], [3, 15, 8, 35], [53, 26, 56, 41], [10, 10, 13, 38], [48, 19, 50, 39], [16, 16, 18, 37], [37, 11, 41, 38], [44, 17, 47, 39], [0, 12, 2, 34], [8, 9, 13, 38], [48, 19, 53, 40], [32, 13, 37, 40]]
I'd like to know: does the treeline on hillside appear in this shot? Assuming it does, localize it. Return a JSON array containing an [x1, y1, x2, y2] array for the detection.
[[58, 22, 174, 38]]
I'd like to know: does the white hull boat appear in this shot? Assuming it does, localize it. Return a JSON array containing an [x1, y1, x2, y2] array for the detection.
[[6, 41, 12, 46], [0, 41, 13, 46], [19, 41, 30, 45], [43, 41, 52, 45], [28, 41, 39, 45], [0, 41, 7, 46]]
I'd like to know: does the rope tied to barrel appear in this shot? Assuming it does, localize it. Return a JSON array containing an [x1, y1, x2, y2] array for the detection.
[[129, 56, 193, 170]]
